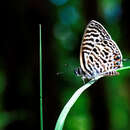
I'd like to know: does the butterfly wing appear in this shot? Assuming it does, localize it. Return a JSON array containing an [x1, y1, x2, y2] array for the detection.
[[88, 39, 123, 78], [80, 20, 123, 79]]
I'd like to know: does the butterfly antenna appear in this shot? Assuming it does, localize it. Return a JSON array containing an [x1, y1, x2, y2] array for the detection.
[[56, 72, 64, 76], [56, 64, 77, 76], [122, 58, 130, 62], [64, 64, 77, 72]]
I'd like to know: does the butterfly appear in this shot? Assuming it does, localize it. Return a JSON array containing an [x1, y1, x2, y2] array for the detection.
[[74, 20, 123, 82]]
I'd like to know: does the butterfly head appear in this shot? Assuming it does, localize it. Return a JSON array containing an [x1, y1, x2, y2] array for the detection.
[[74, 67, 87, 78], [74, 67, 81, 76]]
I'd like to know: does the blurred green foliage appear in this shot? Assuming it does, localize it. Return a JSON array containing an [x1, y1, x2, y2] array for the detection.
[[0, 0, 130, 130], [49, 0, 130, 130]]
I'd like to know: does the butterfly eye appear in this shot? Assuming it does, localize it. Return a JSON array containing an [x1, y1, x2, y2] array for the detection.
[[74, 67, 82, 76], [74, 68, 79, 76]]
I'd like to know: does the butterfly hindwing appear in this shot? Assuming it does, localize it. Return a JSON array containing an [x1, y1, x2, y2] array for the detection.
[[78, 20, 123, 80]]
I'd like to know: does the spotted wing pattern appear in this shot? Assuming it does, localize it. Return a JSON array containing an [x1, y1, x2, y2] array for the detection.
[[78, 20, 123, 80]]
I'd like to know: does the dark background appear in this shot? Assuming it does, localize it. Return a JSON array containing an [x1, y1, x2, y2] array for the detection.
[[0, 0, 130, 130]]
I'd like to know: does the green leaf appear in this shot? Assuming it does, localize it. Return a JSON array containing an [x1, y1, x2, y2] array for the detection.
[[55, 65, 130, 130]]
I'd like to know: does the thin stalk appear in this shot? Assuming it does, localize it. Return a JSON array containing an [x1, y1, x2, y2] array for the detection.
[[117, 66, 130, 72], [55, 75, 102, 130], [55, 65, 130, 130], [39, 24, 43, 130]]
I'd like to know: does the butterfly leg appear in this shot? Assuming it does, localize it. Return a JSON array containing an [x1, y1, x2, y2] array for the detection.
[[82, 78, 86, 84]]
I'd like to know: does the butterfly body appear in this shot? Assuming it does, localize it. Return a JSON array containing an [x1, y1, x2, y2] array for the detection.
[[75, 20, 123, 81]]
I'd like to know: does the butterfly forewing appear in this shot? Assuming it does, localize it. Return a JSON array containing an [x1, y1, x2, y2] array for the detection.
[[78, 20, 123, 80]]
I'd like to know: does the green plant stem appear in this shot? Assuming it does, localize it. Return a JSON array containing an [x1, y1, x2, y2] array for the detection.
[[55, 65, 130, 130], [117, 66, 130, 72], [55, 75, 102, 130], [39, 24, 43, 130]]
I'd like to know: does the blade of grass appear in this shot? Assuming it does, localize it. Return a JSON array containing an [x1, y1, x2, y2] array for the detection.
[[117, 66, 130, 72], [39, 24, 43, 130], [55, 65, 130, 130], [55, 75, 102, 130]]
